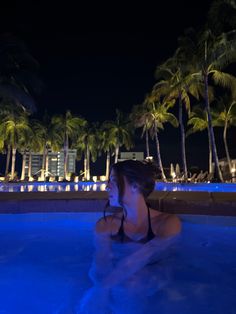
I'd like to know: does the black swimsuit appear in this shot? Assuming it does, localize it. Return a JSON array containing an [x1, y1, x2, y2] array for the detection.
[[111, 207, 156, 243]]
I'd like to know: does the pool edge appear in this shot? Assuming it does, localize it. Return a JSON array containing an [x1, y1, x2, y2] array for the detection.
[[0, 191, 235, 216]]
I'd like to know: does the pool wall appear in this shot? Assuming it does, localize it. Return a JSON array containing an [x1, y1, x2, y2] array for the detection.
[[0, 191, 235, 215]]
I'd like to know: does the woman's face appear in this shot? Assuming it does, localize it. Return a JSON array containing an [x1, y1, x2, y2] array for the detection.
[[107, 168, 133, 207], [107, 169, 120, 207]]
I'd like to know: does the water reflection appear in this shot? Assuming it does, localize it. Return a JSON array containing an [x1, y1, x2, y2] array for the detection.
[[92, 184, 97, 191], [79, 235, 175, 314], [28, 185, 34, 192], [0, 181, 236, 193], [65, 185, 71, 192], [0, 182, 107, 192]]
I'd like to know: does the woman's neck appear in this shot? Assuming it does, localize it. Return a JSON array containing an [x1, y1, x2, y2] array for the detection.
[[123, 197, 148, 225]]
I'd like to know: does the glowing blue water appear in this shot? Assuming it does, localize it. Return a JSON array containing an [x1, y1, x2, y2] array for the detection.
[[0, 212, 235, 313], [155, 182, 236, 192], [0, 181, 107, 193], [0, 181, 236, 192]]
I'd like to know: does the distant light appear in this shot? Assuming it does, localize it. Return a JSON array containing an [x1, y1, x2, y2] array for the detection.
[[92, 176, 97, 182], [100, 183, 107, 191], [100, 175, 107, 182]]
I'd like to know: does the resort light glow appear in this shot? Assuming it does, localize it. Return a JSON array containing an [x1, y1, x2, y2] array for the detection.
[[100, 183, 107, 191], [92, 176, 97, 182], [92, 184, 97, 191], [65, 185, 70, 192], [100, 175, 107, 182]]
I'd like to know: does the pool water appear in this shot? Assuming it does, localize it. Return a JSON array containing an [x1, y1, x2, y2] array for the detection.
[[0, 212, 235, 314], [0, 181, 107, 193], [155, 182, 236, 192], [0, 181, 236, 192]]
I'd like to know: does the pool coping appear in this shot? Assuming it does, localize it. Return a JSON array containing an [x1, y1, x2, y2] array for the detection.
[[0, 191, 235, 216]]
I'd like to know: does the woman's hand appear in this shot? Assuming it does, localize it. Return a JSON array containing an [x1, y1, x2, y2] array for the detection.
[[100, 234, 180, 288], [78, 286, 111, 314]]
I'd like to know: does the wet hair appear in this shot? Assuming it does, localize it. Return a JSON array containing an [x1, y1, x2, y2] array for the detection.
[[112, 159, 157, 204], [103, 159, 158, 220]]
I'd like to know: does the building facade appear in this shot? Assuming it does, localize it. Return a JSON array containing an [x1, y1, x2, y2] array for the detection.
[[118, 151, 144, 162], [24, 149, 77, 178]]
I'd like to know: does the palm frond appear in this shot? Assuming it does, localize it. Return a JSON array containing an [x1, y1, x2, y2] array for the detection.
[[211, 71, 236, 89]]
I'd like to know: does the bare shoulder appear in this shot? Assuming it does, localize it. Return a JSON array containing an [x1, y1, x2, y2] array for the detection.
[[152, 211, 182, 238], [95, 214, 121, 235]]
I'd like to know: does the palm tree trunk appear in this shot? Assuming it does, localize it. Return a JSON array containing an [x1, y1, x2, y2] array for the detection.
[[28, 151, 32, 178], [11, 147, 17, 180], [145, 128, 150, 158], [84, 152, 87, 181], [41, 145, 46, 180], [223, 120, 232, 173], [105, 150, 110, 180], [178, 95, 188, 180], [114, 145, 119, 163], [207, 126, 213, 174], [86, 145, 90, 180], [64, 134, 69, 179], [21, 151, 26, 180], [5, 144, 11, 177], [154, 122, 166, 182], [45, 155, 49, 177], [204, 72, 223, 182]]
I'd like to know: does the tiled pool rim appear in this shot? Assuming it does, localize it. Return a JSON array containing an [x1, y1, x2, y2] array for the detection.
[[0, 190, 235, 216]]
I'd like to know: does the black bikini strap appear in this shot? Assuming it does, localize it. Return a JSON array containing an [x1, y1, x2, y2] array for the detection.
[[117, 213, 125, 240], [147, 206, 155, 240]]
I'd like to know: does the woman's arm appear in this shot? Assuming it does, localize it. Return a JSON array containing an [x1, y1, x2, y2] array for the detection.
[[91, 213, 181, 288], [89, 232, 114, 284], [100, 234, 180, 288], [89, 216, 116, 284]]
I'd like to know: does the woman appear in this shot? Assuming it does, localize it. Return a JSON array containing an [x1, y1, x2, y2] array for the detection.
[[96, 159, 181, 240], [79, 160, 181, 313]]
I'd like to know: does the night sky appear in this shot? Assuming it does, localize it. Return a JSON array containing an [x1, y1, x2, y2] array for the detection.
[[1, 0, 235, 171]]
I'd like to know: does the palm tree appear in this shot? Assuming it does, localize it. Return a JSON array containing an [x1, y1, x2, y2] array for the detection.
[[207, 0, 236, 36], [32, 112, 63, 180], [202, 31, 236, 181], [0, 110, 31, 180], [0, 129, 4, 169], [187, 105, 213, 173], [192, 28, 236, 181], [102, 109, 134, 164], [213, 95, 236, 173], [130, 103, 152, 159], [52, 110, 86, 179], [18, 125, 35, 181], [0, 34, 41, 113], [153, 31, 205, 180], [100, 122, 117, 180], [144, 98, 179, 182], [0, 102, 14, 176], [26, 120, 45, 179], [75, 121, 101, 181]]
